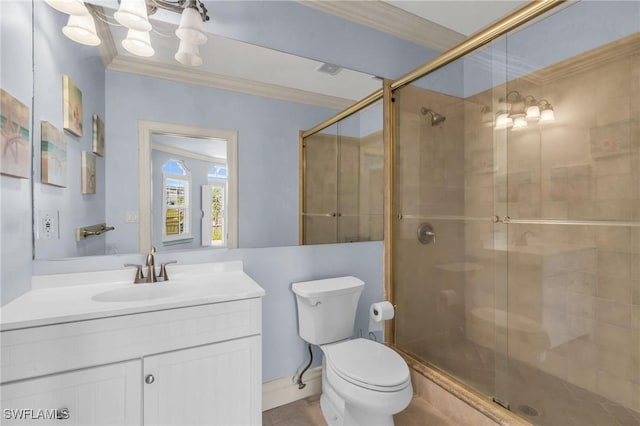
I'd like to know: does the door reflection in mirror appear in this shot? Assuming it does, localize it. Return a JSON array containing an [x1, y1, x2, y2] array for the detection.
[[150, 132, 234, 252]]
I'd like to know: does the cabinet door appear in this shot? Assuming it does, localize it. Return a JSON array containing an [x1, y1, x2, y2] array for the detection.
[[143, 336, 261, 426], [1, 360, 141, 425]]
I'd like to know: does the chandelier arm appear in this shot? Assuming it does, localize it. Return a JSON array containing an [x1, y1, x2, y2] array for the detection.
[[85, 4, 123, 27], [149, 0, 209, 22], [198, 0, 210, 21], [92, 13, 121, 27], [150, 0, 186, 15]]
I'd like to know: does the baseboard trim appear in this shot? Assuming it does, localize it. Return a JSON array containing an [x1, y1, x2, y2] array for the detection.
[[262, 366, 322, 411]]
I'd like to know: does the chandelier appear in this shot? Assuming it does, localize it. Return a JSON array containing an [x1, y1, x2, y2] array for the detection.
[[44, 0, 210, 67]]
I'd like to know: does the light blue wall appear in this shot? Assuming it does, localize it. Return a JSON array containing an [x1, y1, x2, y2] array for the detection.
[[0, 1, 33, 304], [105, 71, 338, 252], [359, 101, 384, 137], [33, 2, 107, 259], [412, 59, 465, 99], [33, 241, 384, 382], [332, 100, 383, 139]]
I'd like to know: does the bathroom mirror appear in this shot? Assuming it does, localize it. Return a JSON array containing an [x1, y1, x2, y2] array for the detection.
[[31, 1, 382, 259], [140, 122, 238, 254]]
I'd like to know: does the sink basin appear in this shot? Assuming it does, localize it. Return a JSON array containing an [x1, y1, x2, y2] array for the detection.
[[92, 284, 191, 302]]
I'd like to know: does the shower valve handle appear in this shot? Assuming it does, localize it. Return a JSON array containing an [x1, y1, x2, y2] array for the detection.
[[417, 223, 436, 245]]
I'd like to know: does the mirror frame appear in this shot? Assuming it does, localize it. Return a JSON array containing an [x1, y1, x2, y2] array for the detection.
[[138, 120, 238, 253]]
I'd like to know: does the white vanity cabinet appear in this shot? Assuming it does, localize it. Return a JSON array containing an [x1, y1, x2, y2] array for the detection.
[[1, 361, 141, 426], [143, 336, 261, 425], [1, 286, 263, 426]]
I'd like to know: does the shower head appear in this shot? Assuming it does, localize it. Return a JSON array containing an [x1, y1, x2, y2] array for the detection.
[[420, 107, 446, 126]]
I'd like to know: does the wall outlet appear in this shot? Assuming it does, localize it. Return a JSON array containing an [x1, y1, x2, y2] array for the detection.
[[38, 210, 59, 240]]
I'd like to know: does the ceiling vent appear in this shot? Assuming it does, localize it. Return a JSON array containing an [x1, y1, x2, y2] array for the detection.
[[316, 63, 342, 76]]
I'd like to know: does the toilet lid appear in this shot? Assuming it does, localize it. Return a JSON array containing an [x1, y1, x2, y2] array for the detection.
[[322, 339, 410, 390]]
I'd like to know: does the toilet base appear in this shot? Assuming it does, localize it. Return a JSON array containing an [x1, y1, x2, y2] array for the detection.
[[320, 392, 395, 426], [320, 358, 399, 426]]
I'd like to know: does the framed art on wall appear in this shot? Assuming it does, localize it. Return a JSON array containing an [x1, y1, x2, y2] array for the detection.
[[81, 151, 96, 194], [0, 88, 31, 179], [92, 114, 104, 156], [41, 121, 67, 187], [63, 75, 83, 137]]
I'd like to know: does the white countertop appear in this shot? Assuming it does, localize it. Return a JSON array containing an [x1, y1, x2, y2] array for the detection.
[[0, 261, 265, 331]]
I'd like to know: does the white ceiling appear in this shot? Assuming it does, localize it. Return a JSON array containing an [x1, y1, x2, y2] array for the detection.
[[384, 1, 528, 36], [91, 1, 529, 105]]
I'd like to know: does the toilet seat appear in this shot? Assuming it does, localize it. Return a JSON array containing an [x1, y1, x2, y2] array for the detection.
[[322, 339, 410, 392]]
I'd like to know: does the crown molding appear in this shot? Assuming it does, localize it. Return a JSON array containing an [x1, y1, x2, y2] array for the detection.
[[466, 32, 640, 89], [528, 32, 640, 85], [107, 56, 355, 110], [298, 0, 465, 52]]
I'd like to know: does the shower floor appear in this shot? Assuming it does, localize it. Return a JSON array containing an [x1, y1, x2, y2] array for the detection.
[[406, 337, 640, 426]]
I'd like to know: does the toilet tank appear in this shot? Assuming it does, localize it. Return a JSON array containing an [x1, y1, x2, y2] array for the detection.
[[292, 276, 364, 345]]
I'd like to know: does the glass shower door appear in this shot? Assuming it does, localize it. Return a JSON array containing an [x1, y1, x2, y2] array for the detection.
[[392, 35, 510, 402], [337, 100, 384, 243], [391, 2, 639, 425], [302, 124, 338, 244], [500, 2, 640, 423]]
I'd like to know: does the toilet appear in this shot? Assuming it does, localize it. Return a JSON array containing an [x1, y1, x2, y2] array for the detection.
[[292, 276, 412, 426]]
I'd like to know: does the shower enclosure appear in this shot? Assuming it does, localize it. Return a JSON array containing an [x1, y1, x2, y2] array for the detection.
[[300, 1, 638, 424], [390, 1, 639, 425]]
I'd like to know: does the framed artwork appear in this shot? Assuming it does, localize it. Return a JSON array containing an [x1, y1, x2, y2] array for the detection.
[[0, 88, 31, 179], [63, 75, 83, 136], [81, 151, 96, 194], [92, 114, 104, 156], [41, 121, 67, 187]]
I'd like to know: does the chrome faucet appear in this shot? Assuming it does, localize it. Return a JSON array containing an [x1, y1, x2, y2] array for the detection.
[[146, 247, 158, 283]]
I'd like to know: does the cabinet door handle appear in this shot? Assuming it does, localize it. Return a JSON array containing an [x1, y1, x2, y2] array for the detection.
[[145, 374, 155, 384]]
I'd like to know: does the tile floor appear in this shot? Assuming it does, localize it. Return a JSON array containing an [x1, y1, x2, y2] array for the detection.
[[262, 394, 454, 426]]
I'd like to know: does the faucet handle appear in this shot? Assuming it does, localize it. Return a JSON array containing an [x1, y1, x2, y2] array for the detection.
[[159, 260, 178, 281], [124, 263, 145, 284]]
